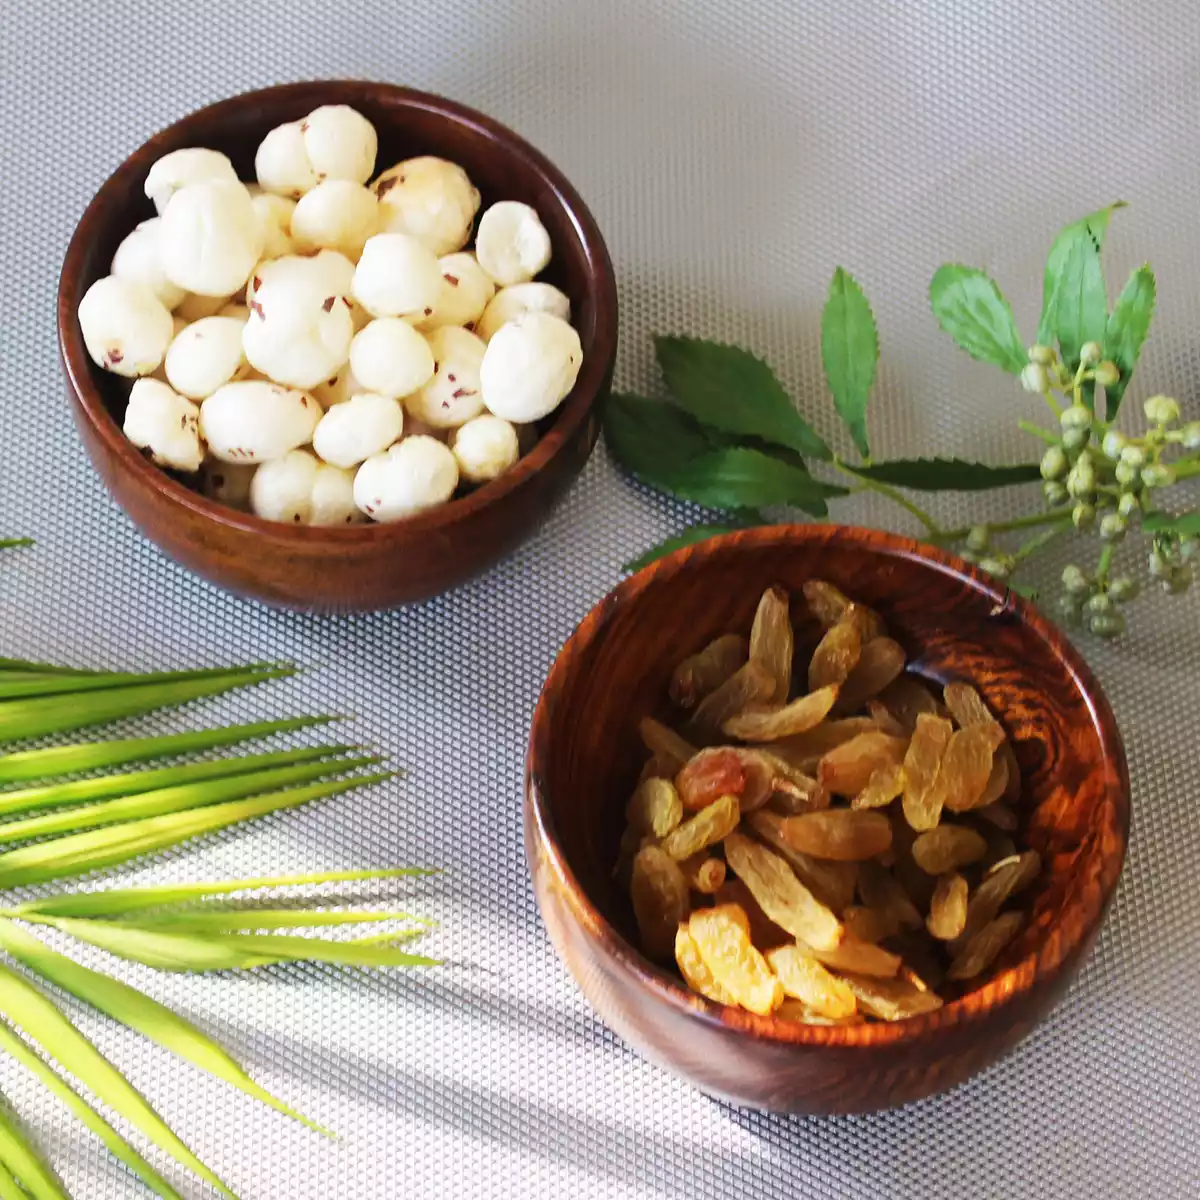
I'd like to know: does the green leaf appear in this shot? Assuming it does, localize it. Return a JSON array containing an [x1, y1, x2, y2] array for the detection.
[[821, 268, 878, 458], [929, 266, 1027, 374], [0, 716, 339, 785], [848, 458, 1042, 491], [0, 1099, 67, 1199], [1102, 265, 1156, 416], [623, 524, 749, 572], [1050, 230, 1108, 371], [0, 963, 238, 1198], [0, 664, 291, 702], [12, 867, 437, 919], [654, 337, 831, 460], [0, 539, 33, 551], [0, 772, 394, 889], [0, 1019, 181, 1199], [664, 448, 843, 515], [1142, 510, 1200, 535], [128, 909, 429, 933], [0, 670, 293, 745], [0, 754, 378, 845], [602, 394, 716, 482], [0, 1160, 30, 1200], [0, 921, 324, 1137], [1037, 203, 1125, 346]]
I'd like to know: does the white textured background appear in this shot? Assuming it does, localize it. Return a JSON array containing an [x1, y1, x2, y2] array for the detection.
[[2, 1, 1199, 1196]]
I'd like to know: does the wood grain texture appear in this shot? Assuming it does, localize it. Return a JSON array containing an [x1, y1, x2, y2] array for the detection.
[[57, 80, 617, 612], [526, 524, 1129, 1114]]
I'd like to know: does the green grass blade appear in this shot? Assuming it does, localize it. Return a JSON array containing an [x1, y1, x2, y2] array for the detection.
[[0, 964, 238, 1199], [0, 716, 340, 785], [0, 755, 379, 845], [128, 909, 430, 932], [0, 665, 294, 702], [0, 1160, 28, 1200], [0, 772, 395, 888], [0, 744, 357, 819], [0, 1019, 180, 1199], [0, 923, 326, 1138], [0, 659, 100, 676], [0, 1099, 66, 1199], [0, 671, 294, 746], [0, 538, 34, 551], [11, 868, 438, 919]]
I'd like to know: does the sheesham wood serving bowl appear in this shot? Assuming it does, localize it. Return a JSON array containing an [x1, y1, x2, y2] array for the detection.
[[58, 80, 617, 612], [526, 524, 1129, 1114]]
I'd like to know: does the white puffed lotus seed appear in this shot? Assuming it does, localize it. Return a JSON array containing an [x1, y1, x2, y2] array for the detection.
[[250, 449, 320, 524], [291, 181, 379, 259], [312, 392, 404, 468], [176, 291, 233, 322], [199, 380, 320, 463], [161, 179, 264, 297], [78, 276, 175, 377], [480, 311, 582, 423], [123, 379, 204, 473], [164, 315, 247, 399], [311, 461, 362, 525], [243, 275, 354, 390], [302, 106, 378, 186], [144, 148, 237, 215], [373, 156, 481, 255], [313, 363, 362, 408], [200, 459, 256, 510], [353, 436, 459, 521], [349, 318, 435, 398], [111, 218, 186, 311], [474, 201, 552, 286], [451, 414, 520, 484], [415, 252, 496, 331], [405, 326, 486, 429], [255, 122, 318, 198], [352, 233, 443, 319], [251, 192, 297, 259], [476, 282, 571, 342]]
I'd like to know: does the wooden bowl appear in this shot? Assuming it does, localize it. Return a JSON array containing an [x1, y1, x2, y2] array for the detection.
[[526, 524, 1129, 1114], [57, 81, 617, 612]]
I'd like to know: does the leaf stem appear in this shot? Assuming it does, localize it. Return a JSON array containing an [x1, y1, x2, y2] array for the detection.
[[1010, 521, 1071, 571], [1174, 458, 1200, 481], [939, 509, 1066, 542], [1096, 543, 1116, 586], [832, 461, 943, 535], [1018, 419, 1059, 445], [0, 539, 33, 550]]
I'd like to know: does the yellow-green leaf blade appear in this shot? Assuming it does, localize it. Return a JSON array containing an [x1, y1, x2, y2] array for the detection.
[[128, 909, 430, 932], [1037, 202, 1124, 346], [0, 665, 290, 702], [929, 265, 1027, 374], [0, 963, 238, 1198], [821, 266, 877, 459], [0, 1100, 67, 1199], [0, 1159, 29, 1200], [1102, 264, 1156, 416]]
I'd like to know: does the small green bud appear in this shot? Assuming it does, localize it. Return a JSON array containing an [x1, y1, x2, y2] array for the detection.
[[1085, 592, 1114, 617], [966, 526, 990, 553], [1089, 610, 1126, 638], [1101, 430, 1128, 460], [1114, 460, 1141, 488], [1093, 360, 1120, 388], [1160, 566, 1194, 595], [1143, 394, 1181, 425], [1021, 363, 1049, 394], [1067, 462, 1096, 500], [1079, 342, 1103, 367], [1061, 564, 1090, 596], [1060, 404, 1093, 431], [1056, 595, 1084, 628], [1120, 444, 1147, 468], [1099, 513, 1127, 542], [978, 557, 1011, 579], [1043, 480, 1070, 506], [1108, 576, 1139, 603], [1040, 445, 1069, 480], [1183, 421, 1200, 451], [1117, 491, 1141, 519], [1072, 502, 1096, 530], [1141, 463, 1177, 490], [1028, 344, 1057, 366], [1062, 426, 1090, 453], [1149, 550, 1169, 578]]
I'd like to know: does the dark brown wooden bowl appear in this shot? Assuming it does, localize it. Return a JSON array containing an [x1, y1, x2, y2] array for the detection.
[[526, 524, 1129, 1114], [58, 80, 617, 612]]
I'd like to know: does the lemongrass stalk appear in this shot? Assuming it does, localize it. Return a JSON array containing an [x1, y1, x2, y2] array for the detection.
[[0, 664, 292, 702]]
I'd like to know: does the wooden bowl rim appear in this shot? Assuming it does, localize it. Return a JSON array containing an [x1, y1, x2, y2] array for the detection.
[[57, 78, 618, 545], [527, 523, 1131, 1049]]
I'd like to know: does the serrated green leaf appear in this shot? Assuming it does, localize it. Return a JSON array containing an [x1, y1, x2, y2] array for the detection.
[[848, 458, 1042, 491], [1037, 203, 1125, 346], [0, 754, 377, 845], [0, 964, 238, 1198], [0, 716, 339, 786], [11, 868, 437, 920], [655, 337, 831, 460], [1102, 265, 1156, 416], [667, 448, 844, 514], [0, 670, 293, 746], [1142, 510, 1200, 535], [0, 1019, 181, 1199], [602, 394, 716, 482], [929, 266, 1027, 374], [623, 524, 750, 572], [821, 268, 878, 458], [1051, 230, 1108, 372], [0, 921, 325, 1136], [0, 1098, 66, 1199], [0, 772, 394, 889]]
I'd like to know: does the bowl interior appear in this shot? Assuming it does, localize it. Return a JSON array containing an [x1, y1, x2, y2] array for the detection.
[[530, 526, 1129, 1029], [63, 81, 607, 511]]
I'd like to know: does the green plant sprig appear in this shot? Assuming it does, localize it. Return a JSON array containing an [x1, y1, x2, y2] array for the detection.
[[604, 203, 1198, 638]]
